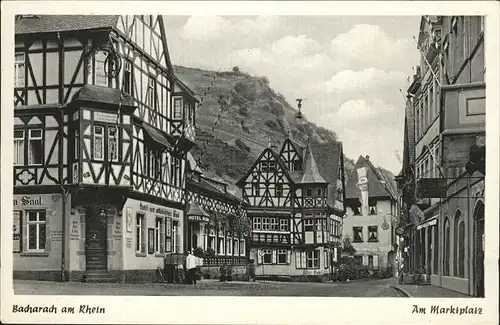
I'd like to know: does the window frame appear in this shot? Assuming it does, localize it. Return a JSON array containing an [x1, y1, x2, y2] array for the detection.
[[262, 217, 270, 231], [173, 96, 183, 119], [277, 249, 288, 265], [155, 218, 162, 254], [306, 250, 320, 269], [93, 125, 105, 161], [28, 128, 43, 166], [253, 217, 261, 230], [279, 219, 289, 232], [26, 210, 47, 252], [136, 213, 145, 254], [368, 226, 379, 242], [270, 218, 278, 231], [15, 52, 25, 88], [13, 129, 25, 166], [353, 226, 363, 242], [304, 219, 314, 231]]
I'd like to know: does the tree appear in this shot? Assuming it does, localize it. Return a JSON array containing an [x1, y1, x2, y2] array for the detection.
[[341, 235, 357, 255], [232, 66, 240, 73]]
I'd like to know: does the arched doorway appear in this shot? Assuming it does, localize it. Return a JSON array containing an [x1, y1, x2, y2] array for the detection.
[[473, 201, 484, 297]]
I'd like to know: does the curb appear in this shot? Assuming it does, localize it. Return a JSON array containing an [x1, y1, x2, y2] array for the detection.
[[390, 285, 412, 297]]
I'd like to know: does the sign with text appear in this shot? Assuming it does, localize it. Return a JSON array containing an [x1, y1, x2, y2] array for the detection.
[[416, 178, 447, 198], [50, 230, 63, 241], [70, 219, 79, 240], [94, 111, 118, 124], [442, 132, 484, 168], [188, 215, 210, 223]]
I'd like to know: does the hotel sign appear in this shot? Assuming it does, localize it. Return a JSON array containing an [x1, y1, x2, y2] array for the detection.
[[188, 215, 210, 223], [416, 178, 447, 198]]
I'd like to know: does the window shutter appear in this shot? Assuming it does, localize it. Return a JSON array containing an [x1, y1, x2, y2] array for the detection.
[[301, 252, 306, 268], [257, 249, 262, 264], [373, 255, 379, 270], [287, 250, 291, 264], [141, 222, 146, 253], [332, 247, 337, 262], [160, 219, 165, 253], [272, 249, 277, 264], [362, 255, 368, 266]]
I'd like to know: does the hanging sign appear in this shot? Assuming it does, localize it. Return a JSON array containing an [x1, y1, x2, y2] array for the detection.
[[416, 178, 447, 198]]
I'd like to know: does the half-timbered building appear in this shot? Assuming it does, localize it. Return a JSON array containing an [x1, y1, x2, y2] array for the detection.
[[185, 154, 250, 280], [13, 15, 197, 283], [236, 139, 346, 280]]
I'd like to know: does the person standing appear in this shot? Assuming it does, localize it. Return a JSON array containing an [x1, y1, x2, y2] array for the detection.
[[186, 250, 197, 285]]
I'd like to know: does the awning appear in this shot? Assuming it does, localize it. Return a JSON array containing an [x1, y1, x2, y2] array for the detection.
[[187, 201, 210, 223], [142, 122, 174, 150]]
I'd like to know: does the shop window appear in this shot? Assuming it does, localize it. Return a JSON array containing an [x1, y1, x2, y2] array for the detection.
[[304, 219, 314, 231], [306, 250, 320, 268], [270, 218, 278, 231], [15, 52, 25, 87], [123, 60, 133, 96], [253, 217, 261, 230], [279, 219, 289, 232], [443, 217, 450, 276], [155, 218, 161, 254], [136, 214, 145, 254], [262, 249, 272, 264], [27, 210, 46, 251], [13, 129, 24, 165], [173, 221, 180, 253], [277, 249, 288, 264], [368, 226, 378, 242], [275, 183, 283, 197], [353, 226, 363, 242], [173, 97, 183, 119]]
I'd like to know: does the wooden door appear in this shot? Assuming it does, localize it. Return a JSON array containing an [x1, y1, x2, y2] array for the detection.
[[85, 208, 108, 271]]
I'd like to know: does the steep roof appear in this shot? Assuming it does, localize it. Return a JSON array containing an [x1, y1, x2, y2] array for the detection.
[[236, 147, 292, 187], [345, 155, 392, 199], [15, 15, 118, 35], [187, 176, 243, 205], [300, 145, 327, 183]]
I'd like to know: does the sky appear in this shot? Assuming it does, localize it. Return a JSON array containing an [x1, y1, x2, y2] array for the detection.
[[162, 15, 422, 174]]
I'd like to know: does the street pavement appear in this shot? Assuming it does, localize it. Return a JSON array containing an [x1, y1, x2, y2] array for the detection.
[[13, 278, 405, 297]]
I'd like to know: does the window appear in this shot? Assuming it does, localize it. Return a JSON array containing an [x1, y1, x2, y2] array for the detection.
[[368, 255, 374, 270], [239, 239, 245, 256], [74, 128, 79, 160], [136, 214, 145, 253], [369, 202, 377, 215], [353, 226, 363, 242], [147, 77, 157, 111], [270, 218, 278, 231], [368, 226, 378, 242], [253, 217, 261, 230], [443, 217, 450, 276], [354, 256, 362, 265], [123, 60, 133, 96], [269, 161, 276, 172], [306, 250, 319, 268], [226, 236, 232, 255], [455, 210, 465, 278], [94, 51, 108, 86], [252, 183, 260, 196], [165, 217, 172, 252], [433, 224, 439, 275], [293, 161, 302, 171], [27, 211, 46, 251], [261, 162, 268, 172], [275, 183, 283, 197], [279, 219, 288, 232], [262, 217, 270, 231], [263, 249, 272, 264], [93, 126, 104, 161], [14, 129, 24, 165], [233, 238, 238, 256], [15, 52, 25, 87], [304, 219, 314, 231], [108, 126, 118, 162], [352, 205, 361, 216], [218, 237, 224, 255], [295, 251, 306, 269], [324, 251, 329, 269], [173, 97, 183, 119], [26, 129, 43, 165], [277, 249, 287, 264], [155, 218, 161, 254], [305, 188, 312, 197], [208, 231, 215, 252], [173, 221, 180, 253], [316, 188, 322, 197]]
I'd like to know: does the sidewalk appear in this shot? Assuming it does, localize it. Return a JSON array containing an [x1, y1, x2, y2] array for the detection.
[[390, 280, 471, 298]]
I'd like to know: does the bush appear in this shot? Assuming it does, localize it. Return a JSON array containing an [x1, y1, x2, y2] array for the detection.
[[205, 247, 215, 258], [259, 76, 270, 85], [238, 106, 249, 117], [235, 139, 251, 152], [264, 119, 279, 129], [232, 66, 240, 73], [193, 246, 205, 258], [338, 262, 371, 281]]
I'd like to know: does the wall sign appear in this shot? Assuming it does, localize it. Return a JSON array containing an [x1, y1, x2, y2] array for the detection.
[[70, 219, 80, 240], [94, 111, 118, 124], [113, 220, 122, 240], [188, 215, 210, 223], [126, 237, 133, 248], [13, 211, 22, 252], [13, 196, 44, 207], [50, 230, 63, 241]]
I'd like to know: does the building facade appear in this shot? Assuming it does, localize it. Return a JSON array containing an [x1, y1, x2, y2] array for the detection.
[[185, 154, 250, 280], [237, 139, 346, 281], [397, 15, 485, 296], [13, 15, 197, 283], [343, 156, 399, 274]]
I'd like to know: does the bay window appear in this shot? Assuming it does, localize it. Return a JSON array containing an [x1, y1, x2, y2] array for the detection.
[[27, 210, 46, 251], [279, 219, 288, 232]]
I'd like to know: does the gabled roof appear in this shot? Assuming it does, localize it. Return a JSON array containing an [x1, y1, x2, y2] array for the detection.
[[15, 15, 118, 35], [279, 138, 304, 160], [235, 147, 293, 187], [188, 176, 243, 205], [345, 155, 392, 199]]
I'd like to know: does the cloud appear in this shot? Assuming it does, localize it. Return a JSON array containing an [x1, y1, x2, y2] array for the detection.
[[271, 35, 321, 57], [330, 24, 415, 70], [180, 16, 231, 41], [240, 16, 286, 34], [323, 68, 406, 93], [335, 99, 396, 120]]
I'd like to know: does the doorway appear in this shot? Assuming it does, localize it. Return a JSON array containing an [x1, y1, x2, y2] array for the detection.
[[85, 207, 108, 271], [473, 201, 484, 297]]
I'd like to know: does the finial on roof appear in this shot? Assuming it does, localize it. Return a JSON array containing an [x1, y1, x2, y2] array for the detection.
[[366, 155, 370, 160]]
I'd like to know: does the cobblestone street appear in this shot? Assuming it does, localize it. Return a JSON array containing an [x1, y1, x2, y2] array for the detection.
[[14, 278, 405, 297]]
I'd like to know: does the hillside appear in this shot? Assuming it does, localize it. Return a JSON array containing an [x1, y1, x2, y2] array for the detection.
[[174, 65, 395, 194]]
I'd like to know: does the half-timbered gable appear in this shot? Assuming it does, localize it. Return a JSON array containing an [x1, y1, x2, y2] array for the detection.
[[279, 138, 304, 172], [237, 148, 293, 208]]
